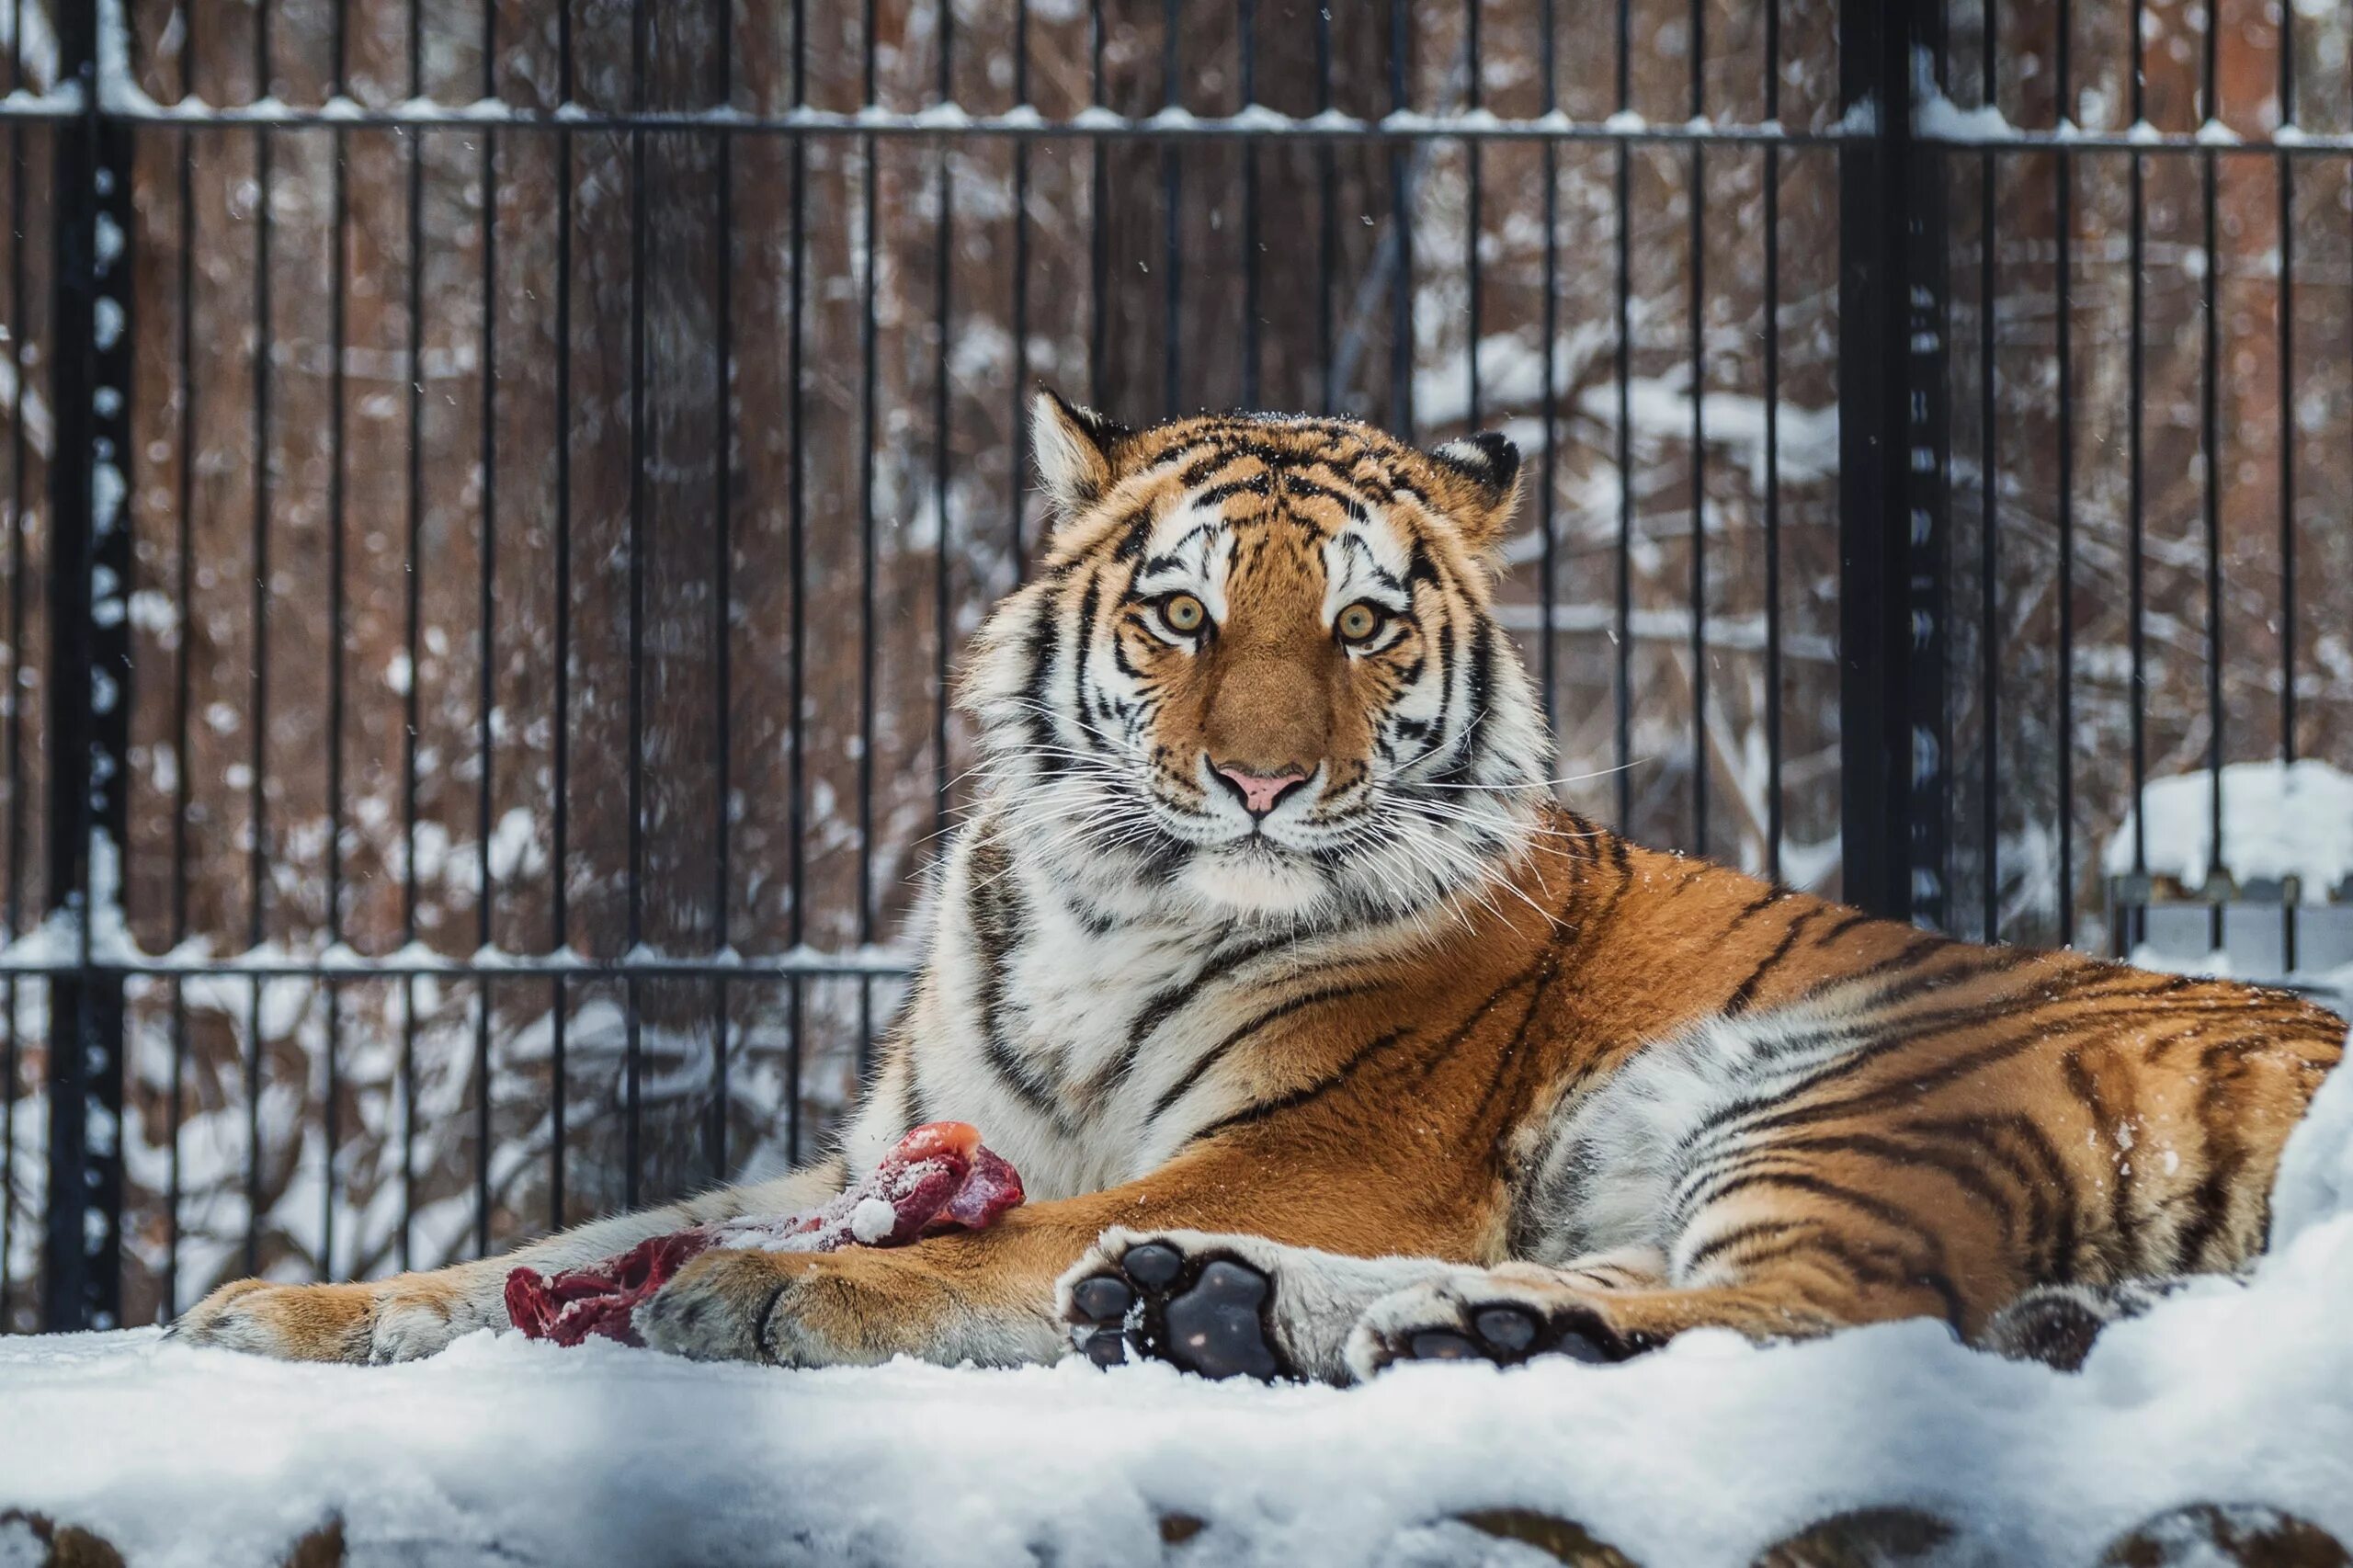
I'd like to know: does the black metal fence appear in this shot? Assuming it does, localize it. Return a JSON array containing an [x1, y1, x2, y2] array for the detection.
[[1, 0, 2347, 1334]]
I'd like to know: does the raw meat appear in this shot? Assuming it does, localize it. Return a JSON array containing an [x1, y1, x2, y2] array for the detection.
[[505, 1122, 1025, 1348]]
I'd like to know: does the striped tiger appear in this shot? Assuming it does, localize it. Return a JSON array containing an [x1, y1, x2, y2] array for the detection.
[[176, 397, 2346, 1381]]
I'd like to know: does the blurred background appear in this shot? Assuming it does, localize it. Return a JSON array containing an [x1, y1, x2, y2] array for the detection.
[[1, 0, 2349, 1333]]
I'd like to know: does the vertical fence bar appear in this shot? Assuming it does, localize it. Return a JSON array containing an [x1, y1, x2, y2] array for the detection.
[[1239, 0, 1258, 410], [43, 0, 135, 1330], [323, 0, 348, 1283], [1088, 0, 1106, 400], [1694, 2, 1715, 830], [551, 0, 576, 1232], [786, 0, 807, 1165], [1162, 0, 1182, 416], [2199, 0, 2224, 954], [1836, 0, 1920, 921], [1537, 0, 1557, 727], [1611, 0, 1632, 830], [1009, 0, 1029, 576], [2192, 143, 2211, 950], [2125, 0, 2148, 956], [710, 0, 734, 1183], [1388, 0, 1413, 438], [1314, 4, 1335, 412], [167, 3, 200, 1311], [476, 0, 500, 1255], [2053, 2, 2075, 946], [1910, 12, 1950, 935], [247, 0, 279, 1282], [624, 0, 649, 1209], [398, 0, 426, 1269], [1464, 0, 1481, 431], [2275, 27, 2297, 972], [1978, 2, 1998, 943], [933, 0, 954, 861], [858, 0, 881, 1076], [2, 9, 26, 1325], [1762, 0, 1782, 881]]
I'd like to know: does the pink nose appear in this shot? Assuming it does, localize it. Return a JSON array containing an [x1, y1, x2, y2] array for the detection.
[[1213, 763, 1311, 817]]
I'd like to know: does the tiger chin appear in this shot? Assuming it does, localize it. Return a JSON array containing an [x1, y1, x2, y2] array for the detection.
[[174, 394, 2345, 1381]]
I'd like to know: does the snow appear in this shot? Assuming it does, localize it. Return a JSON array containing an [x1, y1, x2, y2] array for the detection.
[[848, 1196, 902, 1244], [2104, 761, 2353, 903], [6, 1037, 2353, 1566]]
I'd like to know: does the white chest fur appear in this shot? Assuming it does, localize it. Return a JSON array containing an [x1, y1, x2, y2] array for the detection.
[[876, 848, 1235, 1200]]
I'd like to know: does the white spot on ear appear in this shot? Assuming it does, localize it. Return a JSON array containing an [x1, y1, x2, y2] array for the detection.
[[1432, 433, 1519, 494], [1427, 432, 1522, 550], [1032, 392, 1120, 518]]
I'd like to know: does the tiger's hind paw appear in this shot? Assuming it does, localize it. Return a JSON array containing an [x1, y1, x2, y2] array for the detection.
[[1346, 1274, 1656, 1381]]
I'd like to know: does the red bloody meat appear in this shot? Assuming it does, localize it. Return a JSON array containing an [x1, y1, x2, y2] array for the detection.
[[506, 1122, 1025, 1348]]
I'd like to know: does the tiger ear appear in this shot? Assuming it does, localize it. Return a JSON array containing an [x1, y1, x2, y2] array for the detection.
[[1426, 431, 1523, 553], [1031, 389, 1132, 523]]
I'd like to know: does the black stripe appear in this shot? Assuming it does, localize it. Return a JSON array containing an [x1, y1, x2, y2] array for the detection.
[[2172, 1042, 2252, 1271], [1912, 1267, 1970, 1334], [966, 833, 1067, 1125], [1182, 1028, 1414, 1148], [1070, 569, 1105, 742], [1689, 1167, 1940, 1256], [1466, 944, 1565, 1133], [1813, 910, 1878, 946], [1195, 478, 1271, 510], [1729, 884, 1796, 926], [1693, 1129, 2024, 1251], [1722, 905, 1827, 1017], [1405, 539, 1442, 592], [1110, 503, 1157, 561], [1679, 1217, 1816, 1276], [1084, 932, 1323, 1106], [1909, 1112, 2067, 1275], [1017, 597, 1065, 780], [1147, 979, 1388, 1125], [2061, 1048, 2143, 1272], [898, 1053, 924, 1133], [1277, 471, 1371, 521], [1436, 616, 1495, 786], [1738, 1002, 2221, 1160]]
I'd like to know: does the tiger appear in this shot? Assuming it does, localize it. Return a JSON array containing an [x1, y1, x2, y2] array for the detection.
[[176, 395, 2347, 1382]]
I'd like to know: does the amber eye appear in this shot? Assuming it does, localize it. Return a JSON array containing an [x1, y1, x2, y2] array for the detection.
[[1336, 601, 1386, 644], [1159, 593, 1209, 636]]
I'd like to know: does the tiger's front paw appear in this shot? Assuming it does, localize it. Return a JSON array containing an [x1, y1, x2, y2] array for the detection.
[[634, 1248, 809, 1364], [639, 1245, 1060, 1369], [1058, 1227, 1453, 1383], [170, 1271, 494, 1364]]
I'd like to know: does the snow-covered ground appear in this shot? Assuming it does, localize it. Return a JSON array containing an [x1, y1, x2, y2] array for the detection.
[[5, 1029, 2351, 1568]]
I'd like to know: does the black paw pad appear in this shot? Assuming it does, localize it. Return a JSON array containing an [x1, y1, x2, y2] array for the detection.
[[1071, 1275, 1134, 1323], [1160, 1260, 1280, 1381], [1121, 1242, 1184, 1290], [1472, 1306, 1540, 1355], [1407, 1329, 1483, 1361], [1063, 1243, 1295, 1382], [1396, 1301, 1648, 1369], [1552, 1326, 1623, 1364]]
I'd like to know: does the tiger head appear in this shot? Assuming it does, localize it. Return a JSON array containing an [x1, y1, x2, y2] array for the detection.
[[961, 393, 1552, 926]]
